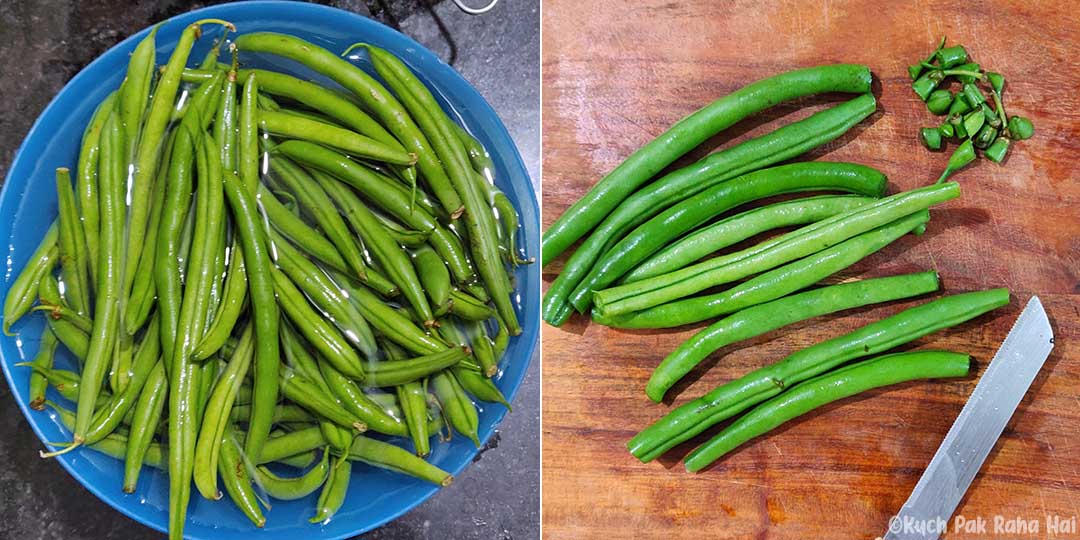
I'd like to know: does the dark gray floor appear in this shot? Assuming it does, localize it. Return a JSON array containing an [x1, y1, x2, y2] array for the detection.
[[0, 1, 539, 539]]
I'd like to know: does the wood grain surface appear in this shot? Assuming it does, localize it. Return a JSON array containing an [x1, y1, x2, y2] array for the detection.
[[540, 1, 1080, 538]]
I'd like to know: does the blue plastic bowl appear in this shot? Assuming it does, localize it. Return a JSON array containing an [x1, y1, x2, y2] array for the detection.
[[0, 2, 539, 538]]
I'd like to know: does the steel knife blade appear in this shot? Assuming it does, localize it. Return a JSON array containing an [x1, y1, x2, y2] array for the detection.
[[882, 296, 1054, 540]]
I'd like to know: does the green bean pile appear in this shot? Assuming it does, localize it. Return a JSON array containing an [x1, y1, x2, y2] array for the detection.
[[542, 64, 1009, 471], [3, 21, 528, 539], [909, 38, 1035, 182]]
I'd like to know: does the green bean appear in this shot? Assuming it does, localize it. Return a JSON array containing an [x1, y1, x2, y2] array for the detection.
[[365, 45, 520, 335], [334, 273, 447, 355], [3, 222, 58, 335], [363, 346, 469, 387], [219, 166, 281, 465], [32, 304, 93, 333], [124, 131, 173, 334], [239, 67, 418, 185], [412, 244, 451, 309], [256, 184, 349, 274], [78, 92, 116, 285], [280, 323, 358, 456], [216, 60, 239, 173], [271, 242, 376, 365], [377, 213, 432, 247], [492, 314, 509, 360], [119, 25, 158, 156], [170, 65, 225, 123], [156, 100, 203, 367], [241, 68, 404, 150], [595, 181, 960, 317], [166, 134, 225, 537], [229, 403, 314, 424], [542, 65, 872, 265], [646, 271, 941, 402], [53, 168, 90, 315], [543, 93, 878, 325], [597, 211, 930, 329], [626, 195, 875, 283], [396, 382, 431, 457], [109, 314, 135, 394], [320, 359, 408, 437], [258, 426, 326, 464], [123, 361, 166, 493], [48, 317, 88, 362], [127, 24, 234, 334], [464, 320, 497, 377], [269, 155, 370, 281], [432, 370, 479, 446], [275, 140, 474, 283], [238, 72, 260, 193], [27, 329, 59, 410], [573, 162, 888, 312], [191, 241, 245, 360], [260, 109, 415, 165], [45, 400, 164, 465], [628, 288, 1009, 463], [37, 255, 63, 308], [309, 167, 434, 324], [193, 323, 253, 500], [218, 430, 266, 528], [280, 369, 367, 432], [18, 363, 83, 402], [347, 435, 453, 487], [233, 32, 464, 215], [451, 125, 530, 266], [311, 457, 351, 523], [254, 447, 329, 500], [685, 351, 970, 471], [69, 110, 125, 450], [447, 289, 497, 322], [83, 316, 161, 445], [453, 367, 511, 409]]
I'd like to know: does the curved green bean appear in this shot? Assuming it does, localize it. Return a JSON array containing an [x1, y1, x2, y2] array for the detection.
[[193, 323, 253, 500], [26, 329, 59, 410], [254, 448, 329, 500], [311, 457, 351, 523], [432, 370, 479, 446], [646, 271, 941, 402], [347, 435, 453, 487], [3, 222, 58, 335], [628, 288, 1009, 463], [260, 109, 415, 165], [685, 351, 971, 471], [218, 430, 266, 528], [363, 346, 469, 387]]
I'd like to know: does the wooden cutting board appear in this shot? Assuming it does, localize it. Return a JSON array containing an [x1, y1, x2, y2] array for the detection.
[[540, 1, 1080, 538]]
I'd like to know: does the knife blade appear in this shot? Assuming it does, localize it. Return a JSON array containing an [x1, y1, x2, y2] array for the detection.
[[883, 295, 1054, 540]]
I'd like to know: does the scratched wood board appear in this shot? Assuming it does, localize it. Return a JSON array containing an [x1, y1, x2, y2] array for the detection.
[[540, 1, 1080, 538]]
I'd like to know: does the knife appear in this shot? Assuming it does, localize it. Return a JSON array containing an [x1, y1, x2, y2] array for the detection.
[[883, 296, 1054, 540]]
